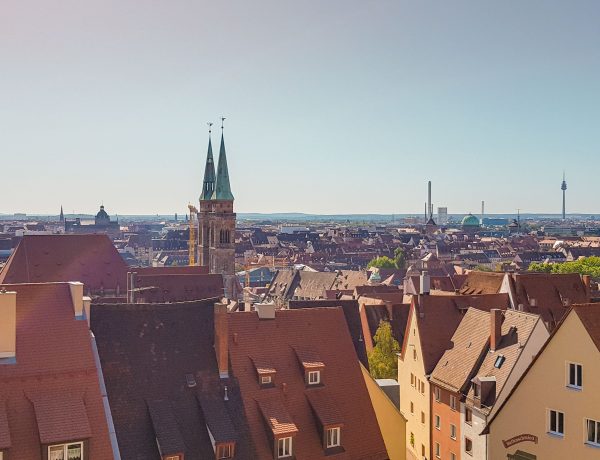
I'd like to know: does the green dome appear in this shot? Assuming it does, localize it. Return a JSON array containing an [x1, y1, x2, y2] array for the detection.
[[461, 213, 480, 227]]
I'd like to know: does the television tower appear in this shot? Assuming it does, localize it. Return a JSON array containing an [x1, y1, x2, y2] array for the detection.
[[561, 172, 567, 221]]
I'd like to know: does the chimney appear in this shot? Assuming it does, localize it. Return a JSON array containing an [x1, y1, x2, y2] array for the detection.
[[83, 296, 92, 327], [69, 282, 84, 319], [214, 302, 229, 379], [420, 271, 430, 295], [490, 309, 502, 352], [0, 290, 17, 360], [582, 275, 591, 301], [255, 302, 276, 320]]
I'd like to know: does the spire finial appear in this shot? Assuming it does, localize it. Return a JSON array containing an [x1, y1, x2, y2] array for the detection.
[[221, 116, 226, 132], [208, 122, 213, 137]]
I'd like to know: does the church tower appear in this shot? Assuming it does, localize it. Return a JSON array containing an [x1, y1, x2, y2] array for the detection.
[[198, 119, 237, 297]]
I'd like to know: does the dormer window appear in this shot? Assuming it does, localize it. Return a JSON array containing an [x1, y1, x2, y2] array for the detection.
[[326, 426, 341, 448], [308, 370, 321, 385], [261, 375, 272, 385], [277, 436, 293, 458], [251, 357, 276, 388], [216, 443, 234, 459]]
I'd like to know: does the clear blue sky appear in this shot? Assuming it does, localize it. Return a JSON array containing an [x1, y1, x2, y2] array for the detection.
[[2, 1, 599, 216]]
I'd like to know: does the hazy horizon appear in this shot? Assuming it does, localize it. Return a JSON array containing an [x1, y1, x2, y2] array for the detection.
[[2, 1, 599, 215]]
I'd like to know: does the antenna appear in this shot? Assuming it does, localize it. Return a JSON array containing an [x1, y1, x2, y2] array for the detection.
[[221, 116, 226, 131]]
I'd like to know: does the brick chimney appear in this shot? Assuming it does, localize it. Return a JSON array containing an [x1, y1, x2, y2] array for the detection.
[[0, 290, 17, 360], [490, 309, 502, 352], [582, 275, 591, 301], [214, 302, 229, 379]]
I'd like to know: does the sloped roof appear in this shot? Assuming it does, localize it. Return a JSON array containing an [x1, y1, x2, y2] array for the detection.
[[0, 283, 113, 458], [228, 308, 388, 459], [405, 293, 511, 374], [91, 299, 255, 460], [465, 310, 542, 414], [513, 273, 588, 328], [134, 273, 224, 302], [459, 271, 505, 295], [0, 234, 128, 293], [430, 308, 491, 392]]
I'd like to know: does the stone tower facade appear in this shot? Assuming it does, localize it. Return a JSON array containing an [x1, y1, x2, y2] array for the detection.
[[198, 128, 237, 298]]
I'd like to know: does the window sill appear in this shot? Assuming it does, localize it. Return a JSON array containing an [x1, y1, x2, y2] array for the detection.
[[566, 384, 582, 391], [547, 432, 564, 439], [585, 442, 600, 449]]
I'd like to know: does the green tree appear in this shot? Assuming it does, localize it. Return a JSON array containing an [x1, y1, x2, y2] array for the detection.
[[394, 247, 407, 270], [529, 256, 600, 278], [368, 321, 401, 379], [367, 256, 397, 269]]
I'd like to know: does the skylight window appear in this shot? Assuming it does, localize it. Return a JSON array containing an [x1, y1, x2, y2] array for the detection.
[[494, 355, 506, 369]]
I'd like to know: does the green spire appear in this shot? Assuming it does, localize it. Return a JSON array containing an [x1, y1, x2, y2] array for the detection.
[[211, 128, 234, 201], [200, 130, 216, 201]]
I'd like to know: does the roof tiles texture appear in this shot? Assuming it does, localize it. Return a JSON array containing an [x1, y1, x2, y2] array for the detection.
[[0, 234, 128, 293], [408, 293, 511, 374], [91, 299, 256, 460], [0, 283, 113, 458], [228, 308, 388, 460]]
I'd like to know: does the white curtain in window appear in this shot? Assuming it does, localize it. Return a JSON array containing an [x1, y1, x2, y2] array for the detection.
[[67, 444, 82, 460], [49, 446, 65, 460]]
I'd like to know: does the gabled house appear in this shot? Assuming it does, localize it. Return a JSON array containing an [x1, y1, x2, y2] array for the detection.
[[398, 287, 510, 460], [0, 283, 116, 459], [487, 304, 600, 460]]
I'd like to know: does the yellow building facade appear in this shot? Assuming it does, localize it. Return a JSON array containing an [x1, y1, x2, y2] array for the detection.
[[488, 305, 600, 460], [361, 365, 407, 460], [398, 309, 430, 460]]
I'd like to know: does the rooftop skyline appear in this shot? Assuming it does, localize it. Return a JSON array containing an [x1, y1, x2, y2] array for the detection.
[[2, 1, 599, 215]]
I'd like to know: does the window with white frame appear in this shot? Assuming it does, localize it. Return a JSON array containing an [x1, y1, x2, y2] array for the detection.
[[326, 427, 341, 448], [308, 370, 320, 385], [435, 414, 441, 429], [567, 362, 582, 389], [450, 394, 457, 411], [585, 419, 600, 447], [548, 409, 564, 436], [434, 387, 441, 402], [261, 375, 272, 385], [450, 423, 456, 439], [48, 442, 83, 460], [435, 442, 440, 458], [277, 437, 292, 458], [216, 443, 233, 459]]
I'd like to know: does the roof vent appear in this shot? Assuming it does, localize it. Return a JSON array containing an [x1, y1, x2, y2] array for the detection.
[[185, 373, 197, 388]]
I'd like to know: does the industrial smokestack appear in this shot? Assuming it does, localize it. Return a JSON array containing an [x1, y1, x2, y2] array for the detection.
[[428, 181, 432, 219], [481, 200, 485, 225]]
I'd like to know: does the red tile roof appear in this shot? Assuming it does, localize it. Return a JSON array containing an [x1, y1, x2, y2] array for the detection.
[[134, 273, 224, 302], [228, 308, 388, 459], [0, 283, 113, 458], [30, 390, 92, 444], [257, 394, 300, 436], [0, 235, 128, 294], [403, 293, 511, 374]]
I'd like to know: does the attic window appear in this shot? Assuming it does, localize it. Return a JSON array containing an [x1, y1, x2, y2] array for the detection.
[[216, 442, 234, 459], [48, 442, 83, 460], [261, 375, 272, 385], [308, 370, 321, 385], [494, 355, 506, 369]]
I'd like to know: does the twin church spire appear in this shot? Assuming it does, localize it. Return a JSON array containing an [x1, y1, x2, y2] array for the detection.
[[201, 118, 234, 202]]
